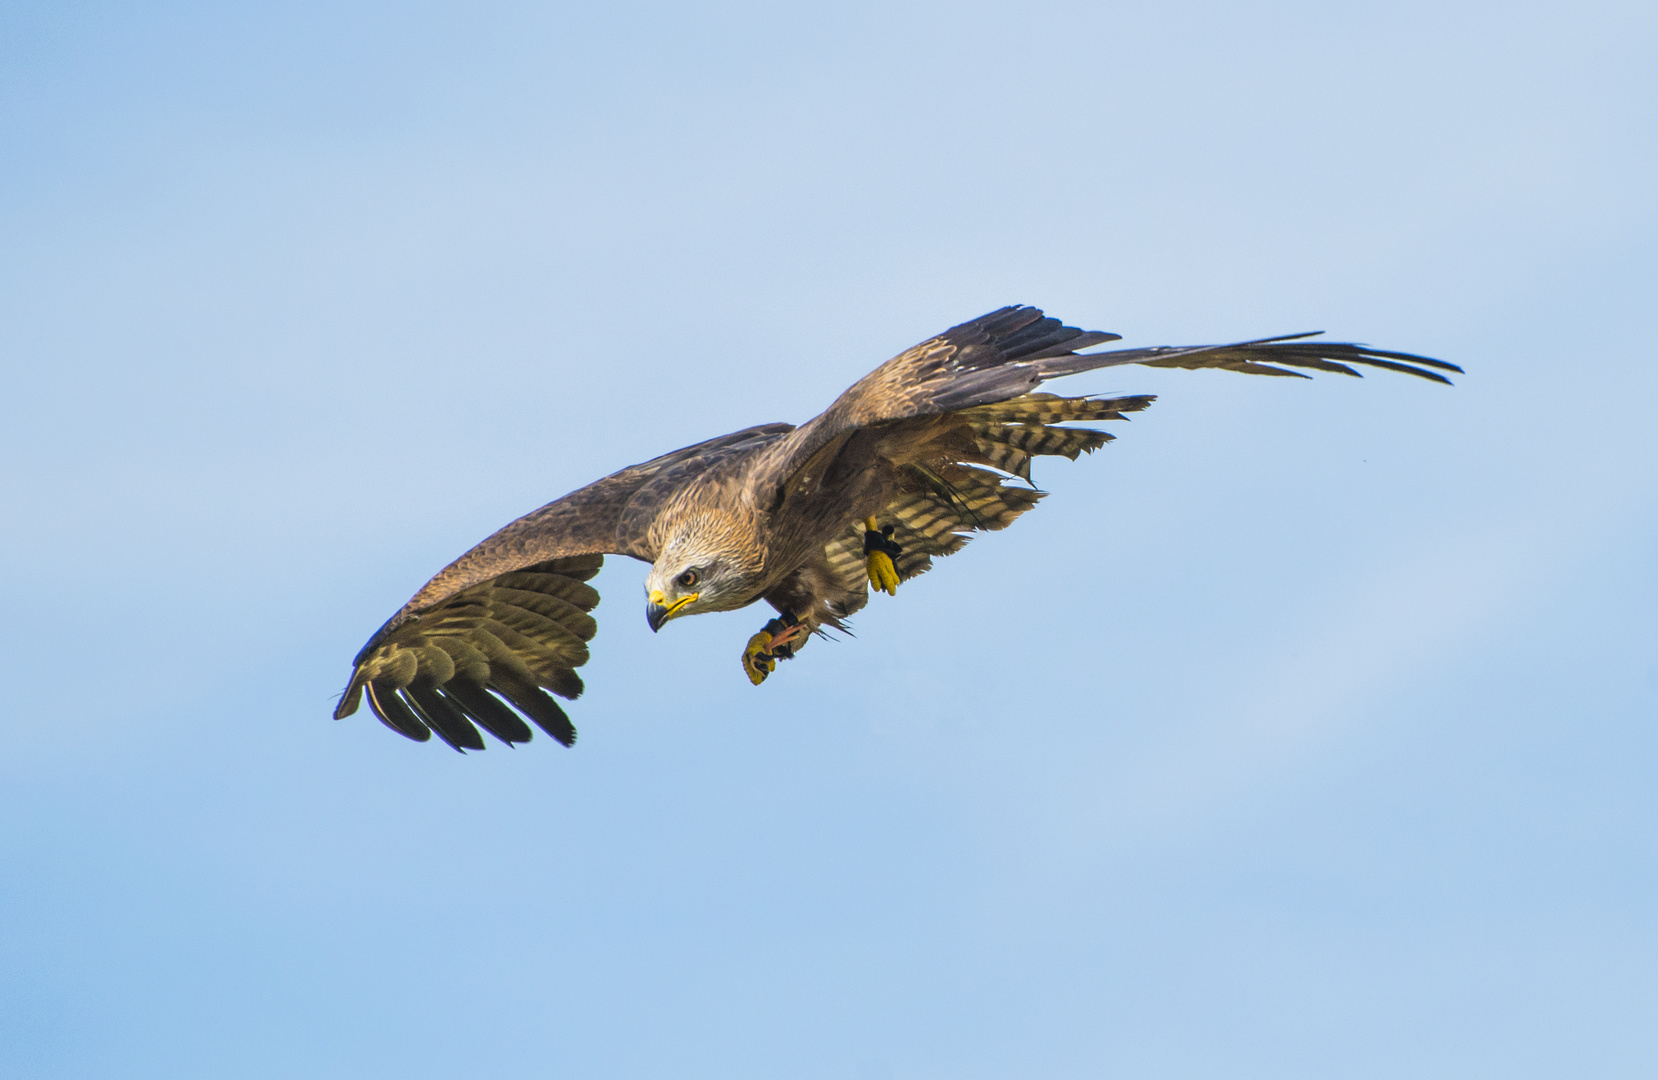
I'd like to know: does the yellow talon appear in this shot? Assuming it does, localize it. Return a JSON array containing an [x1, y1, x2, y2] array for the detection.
[[743, 631, 777, 685], [863, 517, 902, 596], [867, 551, 900, 596]]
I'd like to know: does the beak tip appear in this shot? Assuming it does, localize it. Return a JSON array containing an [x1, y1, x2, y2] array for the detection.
[[645, 592, 698, 633]]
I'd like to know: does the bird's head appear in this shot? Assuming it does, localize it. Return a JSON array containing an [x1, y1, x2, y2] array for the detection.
[[643, 511, 763, 632]]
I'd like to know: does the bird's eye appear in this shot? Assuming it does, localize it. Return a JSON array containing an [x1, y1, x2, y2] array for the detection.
[[677, 569, 699, 589]]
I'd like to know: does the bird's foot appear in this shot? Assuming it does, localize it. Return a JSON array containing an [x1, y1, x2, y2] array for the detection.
[[742, 613, 807, 686], [864, 518, 902, 596]]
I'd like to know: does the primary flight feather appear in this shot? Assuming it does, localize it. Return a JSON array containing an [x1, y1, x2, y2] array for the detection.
[[335, 305, 1457, 751]]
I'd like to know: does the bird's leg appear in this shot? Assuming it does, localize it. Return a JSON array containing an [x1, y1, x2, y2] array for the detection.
[[742, 612, 808, 686], [864, 517, 903, 596]]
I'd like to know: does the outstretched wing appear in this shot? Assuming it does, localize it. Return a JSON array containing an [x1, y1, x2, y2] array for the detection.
[[338, 555, 604, 750], [335, 422, 793, 750], [770, 306, 1455, 618], [752, 305, 1457, 497]]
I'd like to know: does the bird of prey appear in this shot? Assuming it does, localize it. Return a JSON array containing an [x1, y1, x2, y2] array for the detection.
[[335, 305, 1456, 751]]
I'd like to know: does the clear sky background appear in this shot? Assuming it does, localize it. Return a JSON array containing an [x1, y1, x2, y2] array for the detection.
[[2, 1, 1655, 1076]]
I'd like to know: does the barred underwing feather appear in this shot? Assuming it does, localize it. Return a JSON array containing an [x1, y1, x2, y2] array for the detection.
[[823, 532, 866, 577], [958, 393, 1149, 482], [978, 424, 1111, 459], [978, 441, 1033, 479], [822, 455, 1050, 595], [963, 392, 1153, 425]]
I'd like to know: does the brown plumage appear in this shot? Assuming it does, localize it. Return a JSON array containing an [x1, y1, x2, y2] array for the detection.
[[335, 306, 1458, 751]]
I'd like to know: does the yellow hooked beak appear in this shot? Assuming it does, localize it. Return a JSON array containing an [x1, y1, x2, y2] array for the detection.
[[645, 588, 699, 632]]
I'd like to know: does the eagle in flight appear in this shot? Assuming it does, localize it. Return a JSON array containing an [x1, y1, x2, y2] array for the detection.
[[335, 305, 1456, 751]]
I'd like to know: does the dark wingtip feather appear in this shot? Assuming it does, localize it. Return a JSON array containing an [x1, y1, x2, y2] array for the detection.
[[1354, 356, 1454, 384], [491, 672, 578, 747], [404, 682, 486, 752], [1354, 346, 1463, 374], [542, 666, 585, 700], [365, 681, 431, 742], [1246, 364, 1314, 378], [1265, 341, 1459, 383], [441, 680, 535, 746]]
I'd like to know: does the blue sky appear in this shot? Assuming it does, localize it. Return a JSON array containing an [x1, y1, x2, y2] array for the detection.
[[2, 1, 1655, 1076]]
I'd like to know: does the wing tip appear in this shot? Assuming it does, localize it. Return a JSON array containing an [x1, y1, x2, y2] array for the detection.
[[364, 681, 433, 743]]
